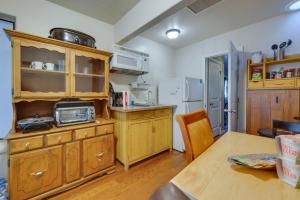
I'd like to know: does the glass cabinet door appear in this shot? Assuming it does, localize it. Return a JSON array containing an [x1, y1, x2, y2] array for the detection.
[[15, 40, 69, 98], [73, 50, 108, 97]]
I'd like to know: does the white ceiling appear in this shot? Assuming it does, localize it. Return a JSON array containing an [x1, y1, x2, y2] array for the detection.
[[47, 0, 140, 24], [141, 0, 294, 48]]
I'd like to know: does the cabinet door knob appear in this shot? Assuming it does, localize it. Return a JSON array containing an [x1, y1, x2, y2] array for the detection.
[[58, 136, 62, 143], [31, 170, 46, 176], [84, 132, 88, 137], [104, 128, 108, 133]]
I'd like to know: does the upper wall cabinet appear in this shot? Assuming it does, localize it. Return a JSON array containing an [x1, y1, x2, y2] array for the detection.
[[5, 29, 112, 102]]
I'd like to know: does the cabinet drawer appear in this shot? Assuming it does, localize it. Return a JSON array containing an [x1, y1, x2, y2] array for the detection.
[[265, 79, 294, 88], [10, 136, 43, 154], [46, 131, 72, 146], [83, 134, 114, 176], [74, 127, 95, 140], [96, 124, 114, 135], [128, 111, 154, 120], [248, 81, 263, 89], [154, 109, 172, 117]]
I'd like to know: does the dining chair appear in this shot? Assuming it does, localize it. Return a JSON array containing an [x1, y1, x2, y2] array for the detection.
[[176, 109, 214, 163], [149, 182, 190, 200]]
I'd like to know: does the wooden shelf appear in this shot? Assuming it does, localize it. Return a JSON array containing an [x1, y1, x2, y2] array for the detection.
[[75, 73, 105, 78], [21, 67, 67, 75], [249, 63, 263, 67], [265, 57, 300, 66], [248, 79, 263, 82]]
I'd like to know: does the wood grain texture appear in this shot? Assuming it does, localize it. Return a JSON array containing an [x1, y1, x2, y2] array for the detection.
[[10, 146, 63, 200], [49, 151, 187, 200], [246, 90, 271, 134], [65, 142, 81, 183], [5, 29, 112, 57], [247, 90, 300, 135], [46, 131, 72, 146], [112, 108, 173, 170], [172, 132, 300, 200], [176, 109, 214, 163], [83, 134, 114, 177], [10, 135, 44, 154]]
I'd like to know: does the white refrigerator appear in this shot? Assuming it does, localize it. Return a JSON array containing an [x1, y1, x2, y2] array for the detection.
[[158, 77, 204, 152]]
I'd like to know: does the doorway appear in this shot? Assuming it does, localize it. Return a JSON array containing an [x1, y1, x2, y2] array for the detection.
[[206, 55, 229, 136]]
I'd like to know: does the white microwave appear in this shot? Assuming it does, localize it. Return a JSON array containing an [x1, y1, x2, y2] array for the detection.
[[110, 45, 149, 75]]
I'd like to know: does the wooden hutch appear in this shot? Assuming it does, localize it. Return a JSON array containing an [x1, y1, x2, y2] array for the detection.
[[247, 54, 300, 135], [5, 29, 115, 200]]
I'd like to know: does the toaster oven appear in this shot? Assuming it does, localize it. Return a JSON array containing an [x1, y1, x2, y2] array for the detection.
[[54, 101, 95, 127]]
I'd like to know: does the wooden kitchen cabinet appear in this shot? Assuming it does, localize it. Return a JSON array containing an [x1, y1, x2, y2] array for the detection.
[[10, 146, 63, 200], [83, 134, 114, 177], [153, 117, 172, 153], [71, 50, 109, 98], [7, 122, 115, 200], [247, 90, 271, 135], [6, 29, 111, 101], [112, 107, 173, 170], [247, 90, 300, 135], [65, 142, 81, 183], [128, 120, 153, 163]]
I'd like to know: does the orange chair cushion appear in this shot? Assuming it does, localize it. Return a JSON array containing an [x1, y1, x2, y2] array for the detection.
[[187, 118, 214, 158]]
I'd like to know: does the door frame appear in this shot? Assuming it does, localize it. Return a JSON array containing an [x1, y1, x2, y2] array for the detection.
[[205, 53, 226, 135]]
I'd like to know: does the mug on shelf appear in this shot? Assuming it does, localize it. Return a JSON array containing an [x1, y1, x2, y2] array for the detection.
[[29, 61, 44, 70]]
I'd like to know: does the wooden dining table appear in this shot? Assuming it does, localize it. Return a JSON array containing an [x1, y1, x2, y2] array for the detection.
[[171, 132, 300, 200]]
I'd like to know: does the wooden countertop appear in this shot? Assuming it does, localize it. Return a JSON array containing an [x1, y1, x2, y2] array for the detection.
[[110, 105, 175, 112], [171, 132, 300, 200], [7, 118, 115, 140]]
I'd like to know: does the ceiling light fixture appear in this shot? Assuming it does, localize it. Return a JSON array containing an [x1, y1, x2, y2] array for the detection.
[[288, 0, 300, 11], [166, 29, 181, 39]]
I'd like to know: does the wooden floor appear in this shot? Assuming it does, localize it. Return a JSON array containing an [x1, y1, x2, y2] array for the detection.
[[50, 151, 187, 200]]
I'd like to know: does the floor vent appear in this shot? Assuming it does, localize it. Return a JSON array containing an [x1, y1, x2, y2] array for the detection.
[[188, 0, 222, 14]]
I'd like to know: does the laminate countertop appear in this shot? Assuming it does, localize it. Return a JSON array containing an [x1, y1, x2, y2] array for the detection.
[[110, 105, 175, 112]]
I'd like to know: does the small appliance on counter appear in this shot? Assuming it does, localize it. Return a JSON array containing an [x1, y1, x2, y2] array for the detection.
[[17, 116, 54, 133], [49, 28, 96, 48], [111, 91, 130, 107], [54, 101, 95, 127]]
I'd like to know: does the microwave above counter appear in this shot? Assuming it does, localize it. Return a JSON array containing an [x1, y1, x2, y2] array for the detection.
[[110, 45, 149, 75]]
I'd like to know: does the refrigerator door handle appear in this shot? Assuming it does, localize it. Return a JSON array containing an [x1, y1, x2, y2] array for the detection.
[[185, 79, 190, 101]]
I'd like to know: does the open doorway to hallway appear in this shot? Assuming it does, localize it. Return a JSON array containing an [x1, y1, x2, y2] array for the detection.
[[205, 55, 229, 136]]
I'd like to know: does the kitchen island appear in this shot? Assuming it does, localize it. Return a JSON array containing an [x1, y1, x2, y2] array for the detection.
[[111, 105, 174, 170]]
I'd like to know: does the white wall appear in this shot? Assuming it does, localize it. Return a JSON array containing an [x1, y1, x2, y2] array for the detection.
[[111, 36, 176, 104], [175, 12, 300, 132], [0, 0, 114, 51]]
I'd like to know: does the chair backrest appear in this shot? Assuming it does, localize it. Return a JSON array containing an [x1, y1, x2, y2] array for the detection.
[[176, 109, 214, 163], [272, 120, 300, 136]]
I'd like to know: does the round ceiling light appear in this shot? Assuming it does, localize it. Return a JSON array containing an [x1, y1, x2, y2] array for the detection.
[[288, 0, 300, 11], [166, 29, 181, 39]]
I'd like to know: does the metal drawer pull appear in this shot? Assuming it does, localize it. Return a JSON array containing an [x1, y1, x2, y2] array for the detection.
[[96, 152, 104, 160], [58, 136, 62, 143], [104, 128, 108, 133], [31, 170, 46, 176]]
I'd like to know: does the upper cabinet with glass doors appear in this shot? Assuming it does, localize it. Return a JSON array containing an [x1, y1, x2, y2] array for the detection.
[[5, 29, 111, 102]]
